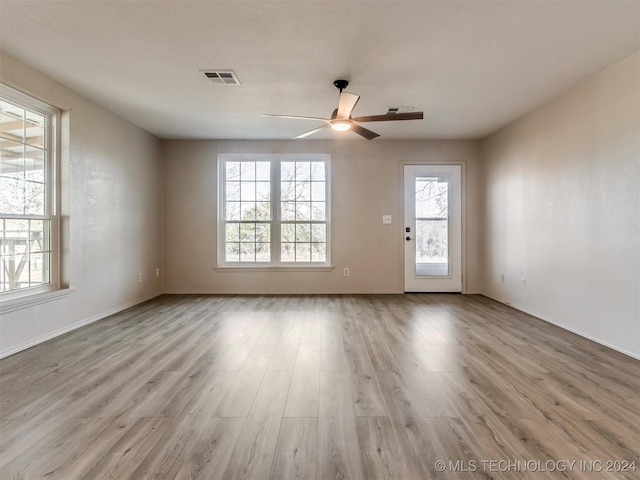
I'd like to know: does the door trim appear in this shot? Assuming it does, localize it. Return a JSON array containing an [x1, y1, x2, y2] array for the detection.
[[400, 161, 467, 293]]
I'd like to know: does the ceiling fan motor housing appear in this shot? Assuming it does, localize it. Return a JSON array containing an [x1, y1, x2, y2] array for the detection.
[[333, 79, 349, 92]]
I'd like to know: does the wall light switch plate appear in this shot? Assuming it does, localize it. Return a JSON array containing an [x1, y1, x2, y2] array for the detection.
[[382, 215, 392, 224]]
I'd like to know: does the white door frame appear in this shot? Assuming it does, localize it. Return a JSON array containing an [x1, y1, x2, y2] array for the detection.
[[401, 161, 467, 293]]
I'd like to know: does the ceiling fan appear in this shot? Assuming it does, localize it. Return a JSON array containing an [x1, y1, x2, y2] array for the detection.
[[262, 80, 423, 140]]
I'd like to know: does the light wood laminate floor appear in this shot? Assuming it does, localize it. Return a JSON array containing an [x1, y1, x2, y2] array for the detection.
[[1, 294, 638, 479]]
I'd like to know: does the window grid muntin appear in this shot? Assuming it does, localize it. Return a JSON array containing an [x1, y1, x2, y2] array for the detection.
[[220, 155, 329, 266], [0, 85, 58, 297]]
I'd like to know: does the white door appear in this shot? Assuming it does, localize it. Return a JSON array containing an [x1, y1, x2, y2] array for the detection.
[[404, 165, 462, 292]]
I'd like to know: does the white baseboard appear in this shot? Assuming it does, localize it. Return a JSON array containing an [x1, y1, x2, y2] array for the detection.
[[482, 293, 640, 361], [0, 293, 162, 359]]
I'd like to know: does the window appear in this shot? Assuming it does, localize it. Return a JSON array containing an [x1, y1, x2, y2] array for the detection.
[[219, 155, 330, 267], [0, 85, 59, 298]]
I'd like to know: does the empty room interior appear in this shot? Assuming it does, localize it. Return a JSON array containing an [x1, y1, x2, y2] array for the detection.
[[0, 1, 638, 479]]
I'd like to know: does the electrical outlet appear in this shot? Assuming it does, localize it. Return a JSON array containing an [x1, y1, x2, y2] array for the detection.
[[520, 277, 526, 289], [156, 268, 160, 277], [500, 273, 504, 283], [343, 268, 350, 277], [382, 215, 392, 224], [138, 273, 143, 283]]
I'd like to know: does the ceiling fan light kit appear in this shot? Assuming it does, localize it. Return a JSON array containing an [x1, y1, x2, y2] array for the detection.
[[263, 79, 424, 140], [330, 120, 352, 131]]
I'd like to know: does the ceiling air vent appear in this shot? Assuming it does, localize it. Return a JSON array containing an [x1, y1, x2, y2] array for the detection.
[[386, 106, 414, 114], [203, 71, 240, 85]]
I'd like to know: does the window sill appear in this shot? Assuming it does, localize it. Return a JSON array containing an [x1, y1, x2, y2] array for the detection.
[[0, 288, 73, 315], [215, 266, 334, 273]]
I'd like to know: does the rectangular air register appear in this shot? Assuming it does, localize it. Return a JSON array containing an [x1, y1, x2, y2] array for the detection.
[[203, 71, 240, 85], [386, 106, 414, 114]]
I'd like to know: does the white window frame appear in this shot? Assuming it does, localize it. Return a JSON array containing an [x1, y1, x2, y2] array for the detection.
[[217, 154, 331, 269], [0, 84, 60, 302]]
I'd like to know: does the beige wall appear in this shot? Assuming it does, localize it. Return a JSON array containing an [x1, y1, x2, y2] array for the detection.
[[163, 139, 483, 294], [0, 52, 164, 357], [481, 52, 640, 358]]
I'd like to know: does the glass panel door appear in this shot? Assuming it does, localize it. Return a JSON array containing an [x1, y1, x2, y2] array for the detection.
[[404, 165, 461, 292]]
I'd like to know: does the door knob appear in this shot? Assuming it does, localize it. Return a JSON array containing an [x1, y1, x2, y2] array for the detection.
[[406, 236, 411, 241]]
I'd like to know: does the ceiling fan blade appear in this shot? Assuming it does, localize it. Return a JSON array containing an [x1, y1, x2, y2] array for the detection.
[[337, 92, 360, 119], [351, 112, 424, 123], [293, 124, 330, 139], [263, 114, 329, 123], [351, 123, 379, 140]]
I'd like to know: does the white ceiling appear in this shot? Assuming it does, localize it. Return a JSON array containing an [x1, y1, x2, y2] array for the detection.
[[1, 1, 638, 140]]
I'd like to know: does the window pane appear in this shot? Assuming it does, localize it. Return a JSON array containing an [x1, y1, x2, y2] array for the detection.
[[241, 181, 256, 201], [311, 202, 325, 221], [296, 224, 310, 242], [2, 218, 31, 290], [416, 219, 448, 266], [30, 220, 45, 252], [281, 162, 295, 182], [256, 181, 270, 201], [239, 223, 255, 242], [281, 202, 295, 221], [226, 202, 240, 220], [281, 181, 295, 201], [295, 243, 311, 262], [295, 162, 310, 181], [225, 243, 240, 262], [310, 162, 325, 181], [0, 139, 24, 180], [24, 147, 44, 183], [6, 219, 29, 256], [226, 223, 240, 242], [24, 181, 45, 215], [256, 243, 270, 262], [1, 256, 12, 290], [256, 223, 270, 242], [256, 201, 271, 220], [296, 182, 310, 201], [311, 243, 326, 262], [240, 161, 255, 181], [295, 202, 310, 221], [416, 177, 448, 219], [30, 252, 45, 285], [241, 202, 256, 220], [281, 242, 295, 262], [226, 162, 240, 181], [256, 162, 270, 181], [17, 256, 30, 286], [25, 111, 45, 148], [311, 182, 325, 201], [281, 223, 294, 243], [0, 177, 25, 215], [240, 242, 255, 262], [311, 224, 326, 243], [0, 102, 24, 143], [226, 181, 240, 201]]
